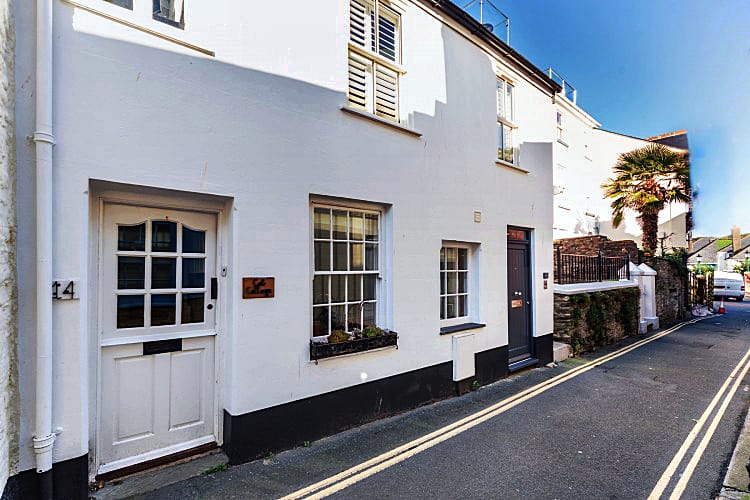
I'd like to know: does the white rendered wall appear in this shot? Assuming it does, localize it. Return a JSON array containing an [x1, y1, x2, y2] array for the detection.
[[13, 0, 556, 470]]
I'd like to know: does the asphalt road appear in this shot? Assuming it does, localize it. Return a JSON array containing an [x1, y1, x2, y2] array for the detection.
[[141, 302, 750, 500]]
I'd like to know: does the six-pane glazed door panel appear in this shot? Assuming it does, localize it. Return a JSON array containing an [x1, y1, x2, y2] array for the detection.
[[98, 204, 217, 474]]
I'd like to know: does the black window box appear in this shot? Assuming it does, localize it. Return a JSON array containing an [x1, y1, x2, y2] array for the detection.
[[310, 331, 398, 361]]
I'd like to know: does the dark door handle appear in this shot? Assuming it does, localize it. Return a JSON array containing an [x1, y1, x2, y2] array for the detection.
[[211, 277, 218, 300]]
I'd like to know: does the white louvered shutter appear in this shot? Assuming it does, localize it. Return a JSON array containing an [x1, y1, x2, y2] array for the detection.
[[350, 0, 374, 50], [374, 65, 398, 121], [348, 52, 372, 111]]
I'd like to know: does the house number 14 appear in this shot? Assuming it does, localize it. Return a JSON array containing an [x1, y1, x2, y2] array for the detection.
[[52, 279, 80, 300]]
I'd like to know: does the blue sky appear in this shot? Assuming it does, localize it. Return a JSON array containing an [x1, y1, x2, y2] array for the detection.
[[496, 0, 749, 236]]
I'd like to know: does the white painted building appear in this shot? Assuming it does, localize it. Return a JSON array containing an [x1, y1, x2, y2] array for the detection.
[[552, 89, 691, 250], [9, 0, 563, 496]]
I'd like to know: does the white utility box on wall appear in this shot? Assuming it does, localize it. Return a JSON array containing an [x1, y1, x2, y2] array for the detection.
[[452, 333, 476, 382]]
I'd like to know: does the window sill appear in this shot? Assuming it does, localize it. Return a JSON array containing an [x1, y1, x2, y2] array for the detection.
[[497, 116, 518, 129], [439, 323, 486, 335], [310, 331, 398, 361], [495, 159, 529, 173], [341, 107, 422, 138], [557, 139, 569, 147], [62, 0, 214, 57]]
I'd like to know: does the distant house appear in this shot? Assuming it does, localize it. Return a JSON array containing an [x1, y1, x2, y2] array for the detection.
[[689, 229, 750, 270]]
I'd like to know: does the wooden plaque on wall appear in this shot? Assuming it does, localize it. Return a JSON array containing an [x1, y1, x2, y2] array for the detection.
[[242, 277, 275, 299]]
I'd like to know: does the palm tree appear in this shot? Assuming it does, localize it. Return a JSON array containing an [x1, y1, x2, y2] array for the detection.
[[602, 143, 690, 252]]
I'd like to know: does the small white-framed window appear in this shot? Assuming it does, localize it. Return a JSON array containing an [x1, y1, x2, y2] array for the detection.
[[104, 0, 133, 8], [556, 111, 563, 141], [496, 78, 516, 164], [440, 245, 471, 323], [348, 0, 402, 122], [496, 78, 514, 122], [96, 0, 187, 30], [312, 205, 381, 338], [153, 0, 185, 28]]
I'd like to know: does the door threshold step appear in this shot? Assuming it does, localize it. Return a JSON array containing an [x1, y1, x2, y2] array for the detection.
[[508, 357, 539, 373], [91, 447, 227, 499]]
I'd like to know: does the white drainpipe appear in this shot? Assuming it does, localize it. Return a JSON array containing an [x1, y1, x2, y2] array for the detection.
[[32, 0, 55, 488]]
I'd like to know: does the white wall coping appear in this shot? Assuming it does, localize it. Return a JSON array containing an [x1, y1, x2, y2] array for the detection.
[[638, 262, 657, 276], [554, 280, 639, 295]]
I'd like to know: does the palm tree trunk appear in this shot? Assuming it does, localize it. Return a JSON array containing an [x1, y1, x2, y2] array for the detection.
[[640, 212, 659, 252]]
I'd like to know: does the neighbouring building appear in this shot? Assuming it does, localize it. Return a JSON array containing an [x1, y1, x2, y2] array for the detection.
[[8, 0, 564, 496], [688, 227, 750, 271], [551, 83, 692, 251]]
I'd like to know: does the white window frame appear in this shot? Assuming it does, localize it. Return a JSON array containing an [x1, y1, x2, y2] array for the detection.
[[311, 203, 383, 339], [440, 243, 475, 327], [556, 110, 564, 142], [347, 0, 404, 123], [496, 77, 517, 164], [67, 0, 212, 56]]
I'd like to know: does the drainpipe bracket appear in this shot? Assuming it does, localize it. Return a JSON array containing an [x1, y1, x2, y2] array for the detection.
[[32, 131, 56, 145], [32, 433, 56, 472]]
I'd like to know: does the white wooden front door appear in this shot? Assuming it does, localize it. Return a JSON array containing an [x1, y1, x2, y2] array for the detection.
[[98, 203, 218, 475]]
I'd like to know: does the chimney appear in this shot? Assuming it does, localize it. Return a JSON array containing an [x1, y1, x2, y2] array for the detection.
[[732, 226, 741, 253]]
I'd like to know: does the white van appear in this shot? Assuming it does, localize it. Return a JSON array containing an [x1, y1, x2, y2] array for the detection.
[[714, 271, 746, 301]]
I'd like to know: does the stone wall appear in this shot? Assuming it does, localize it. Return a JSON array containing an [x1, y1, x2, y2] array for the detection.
[[554, 287, 640, 355], [646, 257, 689, 326], [554, 235, 640, 262], [0, 0, 17, 493]]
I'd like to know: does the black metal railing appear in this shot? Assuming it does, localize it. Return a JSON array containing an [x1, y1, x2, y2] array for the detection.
[[554, 247, 631, 285]]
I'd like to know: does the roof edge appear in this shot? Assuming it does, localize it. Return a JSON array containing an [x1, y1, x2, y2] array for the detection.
[[645, 129, 687, 141], [419, 0, 562, 96]]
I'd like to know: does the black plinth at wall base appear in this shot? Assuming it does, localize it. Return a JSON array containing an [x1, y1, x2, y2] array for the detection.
[[475, 345, 508, 385], [1, 454, 88, 500], [455, 378, 472, 396], [223, 344, 510, 465], [534, 333, 554, 366]]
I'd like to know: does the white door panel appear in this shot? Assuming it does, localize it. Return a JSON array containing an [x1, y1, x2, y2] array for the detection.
[[169, 349, 204, 430], [113, 353, 155, 444], [98, 203, 217, 474]]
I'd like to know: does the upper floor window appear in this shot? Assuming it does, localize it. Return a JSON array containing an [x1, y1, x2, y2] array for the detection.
[[348, 0, 402, 122], [497, 78, 514, 122], [153, 0, 184, 28], [103, 0, 184, 29], [556, 111, 564, 142], [105, 0, 133, 8], [496, 78, 516, 164]]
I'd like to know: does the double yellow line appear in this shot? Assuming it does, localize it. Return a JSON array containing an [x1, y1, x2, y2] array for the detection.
[[282, 318, 705, 500], [648, 343, 750, 500]]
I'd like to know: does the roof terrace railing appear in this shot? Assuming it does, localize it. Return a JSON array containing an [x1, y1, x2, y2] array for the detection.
[[546, 68, 577, 104], [461, 0, 510, 45]]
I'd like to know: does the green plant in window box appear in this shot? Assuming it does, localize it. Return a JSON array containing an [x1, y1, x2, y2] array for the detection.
[[362, 325, 385, 338], [328, 330, 350, 344]]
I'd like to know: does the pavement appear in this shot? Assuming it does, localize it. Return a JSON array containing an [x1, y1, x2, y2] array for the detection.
[[121, 301, 750, 500]]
